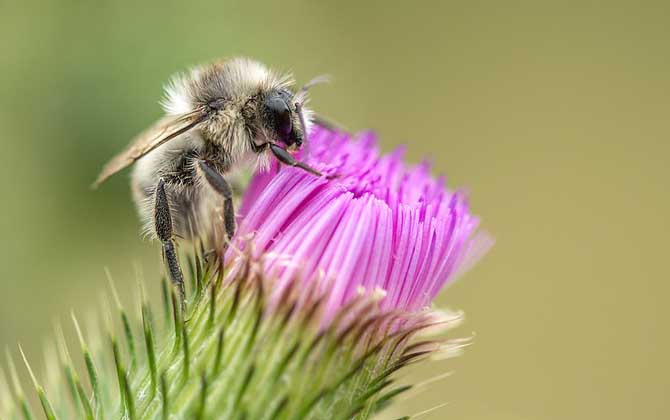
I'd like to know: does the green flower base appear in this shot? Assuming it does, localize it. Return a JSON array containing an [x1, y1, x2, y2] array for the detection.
[[3, 252, 458, 420]]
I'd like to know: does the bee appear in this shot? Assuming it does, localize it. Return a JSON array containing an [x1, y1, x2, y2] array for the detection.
[[94, 57, 333, 296]]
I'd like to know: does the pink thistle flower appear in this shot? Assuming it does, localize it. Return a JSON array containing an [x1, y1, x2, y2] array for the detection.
[[226, 127, 490, 321]]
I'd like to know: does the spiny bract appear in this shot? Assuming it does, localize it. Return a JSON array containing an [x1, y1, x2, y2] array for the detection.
[[2, 250, 466, 420]]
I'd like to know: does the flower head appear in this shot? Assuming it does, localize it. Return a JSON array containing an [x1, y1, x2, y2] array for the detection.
[[4, 126, 490, 420], [227, 127, 490, 320]]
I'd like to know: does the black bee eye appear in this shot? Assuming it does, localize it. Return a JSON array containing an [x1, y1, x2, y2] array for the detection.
[[264, 95, 292, 137]]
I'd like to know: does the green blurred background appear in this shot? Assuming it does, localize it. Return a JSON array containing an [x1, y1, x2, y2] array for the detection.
[[1, 0, 668, 418]]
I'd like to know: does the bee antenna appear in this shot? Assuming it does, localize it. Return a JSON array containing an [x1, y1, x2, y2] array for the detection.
[[294, 75, 329, 159], [296, 74, 331, 98]]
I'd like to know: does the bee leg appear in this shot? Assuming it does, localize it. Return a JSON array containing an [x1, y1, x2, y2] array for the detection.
[[154, 178, 185, 304], [197, 161, 236, 241], [269, 143, 324, 177]]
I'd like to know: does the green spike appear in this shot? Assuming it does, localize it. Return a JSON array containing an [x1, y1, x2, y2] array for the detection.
[[232, 365, 255, 414], [110, 333, 126, 408], [137, 275, 158, 395], [187, 254, 197, 293], [142, 301, 158, 392], [41, 339, 62, 403], [121, 371, 136, 420], [195, 252, 203, 296], [19, 345, 57, 420], [137, 279, 154, 327], [54, 324, 81, 416], [62, 364, 79, 414], [298, 330, 327, 367], [120, 312, 137, 368], [19, 403, 33, 420], [267, 395, 289, 420], [242, 293, 264, 354], [226, 278, 243, 325], [171, 288, 183, 353], [160, 371, 169, 420], [6, 349, 34, 420], [214, 265, 224, 289], [0, 366, 13, 418], [107, 270, 137, 367], [353, 379, 392, 407], [60, 322, 94, 420], [74, 375, 94, 420], [294, 387, 330, 419], [181, 325, 190, 382], [344, 403, 366, 419], [56, 324, 91, 419], [208, 281, 218, 328], [371, 385, 413, 413], [367, 362, 402, 391], [212, 327, 225, 374], [71, 312, 100, 408], [270, 341, 300, 385], [161, 276, 171, 323], [194, 373, 208, 420], [328, 344, 381, 394], [393, 350, 433, 368]]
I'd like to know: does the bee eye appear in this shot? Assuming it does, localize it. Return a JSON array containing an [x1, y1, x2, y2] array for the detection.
[[264, 95, 292, 137]]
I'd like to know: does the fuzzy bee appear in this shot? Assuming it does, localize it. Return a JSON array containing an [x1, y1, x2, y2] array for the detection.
[[94, 57, 333, 295]]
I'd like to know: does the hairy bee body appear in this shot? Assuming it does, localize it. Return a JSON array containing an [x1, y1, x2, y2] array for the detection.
[[126, 57, 311, 241], [97, 56, 326, 293], [130, 127, 229, 241]]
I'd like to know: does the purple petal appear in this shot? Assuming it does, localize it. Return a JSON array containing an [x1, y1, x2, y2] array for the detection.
[[224, 126, 490, 319]]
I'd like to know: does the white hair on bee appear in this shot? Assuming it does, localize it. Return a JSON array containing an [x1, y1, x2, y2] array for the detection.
[[231, 57, 294, 94], [161, 57, 298, 114], [161, 71, 196, 116]]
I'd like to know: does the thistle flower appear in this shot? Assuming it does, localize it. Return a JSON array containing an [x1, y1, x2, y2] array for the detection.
[[3, 126, 489, 420], [228, 126, 488, 320]]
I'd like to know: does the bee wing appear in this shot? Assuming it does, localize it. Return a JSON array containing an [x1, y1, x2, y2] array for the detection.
[[93, 109, 207, 188]]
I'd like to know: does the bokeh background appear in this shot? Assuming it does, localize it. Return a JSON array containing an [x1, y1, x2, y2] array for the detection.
[[1, 1, 668, 418]]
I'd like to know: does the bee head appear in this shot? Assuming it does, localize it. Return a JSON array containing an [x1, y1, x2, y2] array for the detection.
[[263, 89, 304, 150]]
